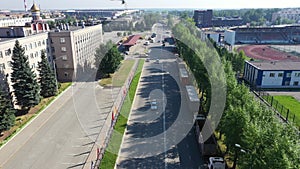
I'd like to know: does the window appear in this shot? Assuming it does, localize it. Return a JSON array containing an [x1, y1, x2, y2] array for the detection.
[[295, 73, 300, 77], [0, 51, 3, 58], [30, 53, 34, 58], [0, 63, 5, 71], [278, 73, 283, 77], [5, 49, 11, 56], [29, 43, 33, 49], [51, 47, 55, 53], [61, 47, 67, 52], [60, 38, 65, 43], [286, 73, 291, 77], [7, 61, 12, 67], [64, 72, 68, 77], [269, 73, 275, 77], [38, 41, 41, 46], [62, 55, 67, 60], [284, 81, 290, 86], [293, 81, 299, 86]]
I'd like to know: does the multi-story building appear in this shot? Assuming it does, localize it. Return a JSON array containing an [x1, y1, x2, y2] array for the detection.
[[193, 10, 213, 28], [0, 32, 49, 92], [0, 2, 103, 86], [272, 9, 300, 23], [244, 60, 300, 89], [49, 24, 103, 82], [193, 9, 243, 28], [0, 17, 32, 27]]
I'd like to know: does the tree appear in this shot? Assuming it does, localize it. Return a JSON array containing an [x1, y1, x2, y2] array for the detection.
[[11, 40, 40, 110], [0, 80, 15, 134], [117, 32, 122, 37], [37, 50, 57, 98], [96, 42, 123, 78]]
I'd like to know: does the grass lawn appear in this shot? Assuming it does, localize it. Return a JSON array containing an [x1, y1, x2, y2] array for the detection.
[[100, 59, 144, 169], [99, 60, 135, 87], [0, 82, 72, 147], [273, 95, 300, 126]]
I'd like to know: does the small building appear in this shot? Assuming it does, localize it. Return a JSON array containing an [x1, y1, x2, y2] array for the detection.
[[244, 60, 300, 89], [122, 35, 141, 51]]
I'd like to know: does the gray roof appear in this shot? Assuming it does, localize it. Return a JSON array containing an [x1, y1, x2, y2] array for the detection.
[[248, 61, 300, 70]]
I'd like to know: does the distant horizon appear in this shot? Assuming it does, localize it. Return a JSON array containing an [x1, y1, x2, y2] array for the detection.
[[3, 7, 300, 12], [1, 0, 300, 11]]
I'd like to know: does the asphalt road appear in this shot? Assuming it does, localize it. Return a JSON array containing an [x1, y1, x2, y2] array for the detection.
[[0, 80, 119, 169], [116, 32, 204, 168]]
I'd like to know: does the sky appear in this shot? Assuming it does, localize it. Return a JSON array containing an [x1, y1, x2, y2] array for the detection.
[[0, 0, 300, 10]]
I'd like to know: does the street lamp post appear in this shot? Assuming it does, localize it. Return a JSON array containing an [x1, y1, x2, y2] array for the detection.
[[52, 59, 59, 92], [234, 143, 253, 169]]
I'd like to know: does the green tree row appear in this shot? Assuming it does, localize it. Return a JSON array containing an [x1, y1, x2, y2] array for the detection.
[[0, 40, 58, 134], [172, 21, 299, 169]]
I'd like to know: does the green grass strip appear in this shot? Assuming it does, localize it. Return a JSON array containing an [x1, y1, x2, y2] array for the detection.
[[273, 95, 300, 126], [99, 59, 144, 169]]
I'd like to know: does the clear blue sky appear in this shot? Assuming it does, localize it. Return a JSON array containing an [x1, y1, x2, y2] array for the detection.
[[0, 0, 300, 10]]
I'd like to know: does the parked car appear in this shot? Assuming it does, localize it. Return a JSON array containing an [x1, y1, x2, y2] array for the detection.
[[145, 58, 150, 62], [155, 59, 159, 64], [150, 99, 157, 110], [208, 157, 225, 169]]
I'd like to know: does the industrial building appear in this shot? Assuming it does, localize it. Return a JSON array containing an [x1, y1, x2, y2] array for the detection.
[[193, 9, 243, 28], [244, 60, 300, 89]]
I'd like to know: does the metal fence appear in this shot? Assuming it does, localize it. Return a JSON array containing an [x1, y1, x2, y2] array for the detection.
[[255, 89, 300, 128]]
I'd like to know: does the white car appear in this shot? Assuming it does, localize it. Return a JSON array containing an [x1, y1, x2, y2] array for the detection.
[[208, 157, 225, 169], [150, 99, 157, 110]]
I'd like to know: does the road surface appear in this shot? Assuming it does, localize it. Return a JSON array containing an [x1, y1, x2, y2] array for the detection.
[[0, 79, 119, 169], [116, 29, 204, 168]]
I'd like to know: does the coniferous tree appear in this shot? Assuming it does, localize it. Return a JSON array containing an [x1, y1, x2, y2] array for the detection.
[[0, 76, 15, 134], [37, 50, 57, 97], [10, 40, 40, 110]]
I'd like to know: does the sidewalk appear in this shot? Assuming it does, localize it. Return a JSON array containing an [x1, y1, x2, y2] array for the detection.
[[83, 59, 139, 169], [0, 86, 73, 167]]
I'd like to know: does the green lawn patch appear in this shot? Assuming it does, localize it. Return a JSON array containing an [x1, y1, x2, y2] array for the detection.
[[99, 59, 144, 169], [99, 60, 135, 87], [273, 95, 300, 126]]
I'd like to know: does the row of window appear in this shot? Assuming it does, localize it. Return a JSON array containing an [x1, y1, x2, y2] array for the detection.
[[268, 72, 300, 77]]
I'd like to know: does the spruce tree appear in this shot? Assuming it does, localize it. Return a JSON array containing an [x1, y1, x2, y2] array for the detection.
[[10, 40, 40, 110], [37, 50, 57, 97], [0, 77, 15, 134]]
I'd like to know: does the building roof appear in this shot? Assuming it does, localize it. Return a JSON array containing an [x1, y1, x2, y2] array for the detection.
[[247, 61, 300, 70], [123, 35, 141, 46], [30, 3, 40, 12]]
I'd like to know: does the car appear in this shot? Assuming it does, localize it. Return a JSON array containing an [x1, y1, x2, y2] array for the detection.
[[208, 157, 225, 169], [145, 58, 150, 62], [150, 99, 157, 110], [155, 59, 159, 64]]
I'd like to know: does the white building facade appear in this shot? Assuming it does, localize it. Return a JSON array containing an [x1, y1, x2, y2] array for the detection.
[[244, 60, 300, 89]]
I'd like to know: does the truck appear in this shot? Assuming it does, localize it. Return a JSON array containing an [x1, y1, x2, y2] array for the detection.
[[195, 114, 219, 157]]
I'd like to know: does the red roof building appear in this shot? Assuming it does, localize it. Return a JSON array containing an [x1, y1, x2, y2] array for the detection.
[[123, 35, 141, 46]]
